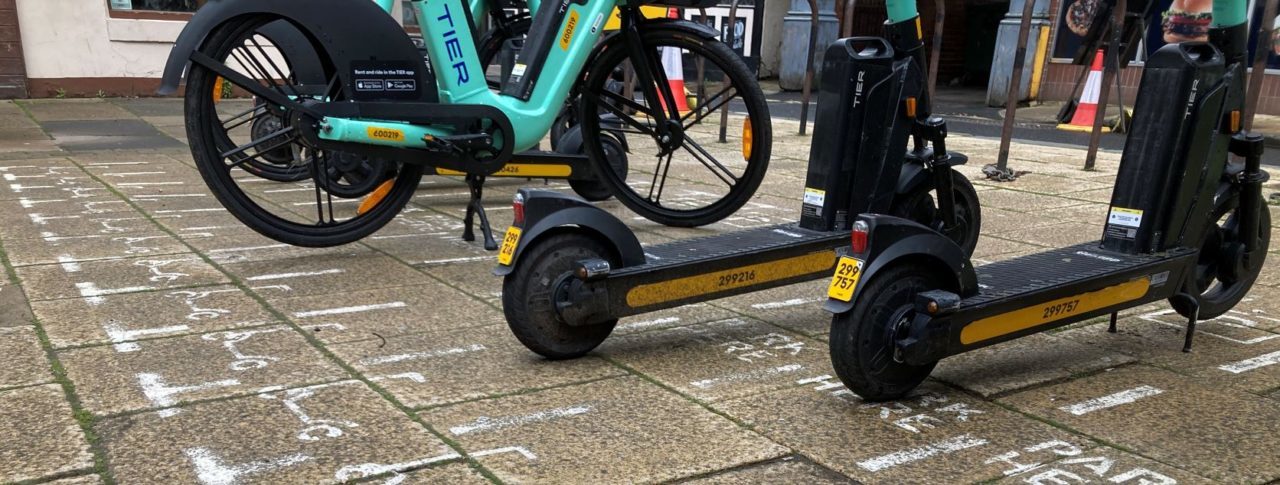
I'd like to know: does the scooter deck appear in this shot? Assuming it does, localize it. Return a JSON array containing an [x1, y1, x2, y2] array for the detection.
[[967, 243, 1189, 305], [603, 223, 848, 316]]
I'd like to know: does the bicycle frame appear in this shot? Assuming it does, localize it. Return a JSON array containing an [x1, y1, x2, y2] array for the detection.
[[319, 0, 611, 154]]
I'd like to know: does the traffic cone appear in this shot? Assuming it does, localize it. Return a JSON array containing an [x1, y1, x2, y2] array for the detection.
[[1057, 49, 1110, 133], [658, 45, 691, 114]]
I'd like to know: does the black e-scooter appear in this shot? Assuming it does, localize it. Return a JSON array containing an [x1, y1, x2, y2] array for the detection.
[[494, 15, 984, 359], [824, 15, 1270, 401]]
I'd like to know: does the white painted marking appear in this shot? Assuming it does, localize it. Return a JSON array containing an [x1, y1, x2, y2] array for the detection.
[[449, 405, 594, 436], [117, 181, 184, 187], [135, 193, 207, 198], [751, 298, 821, 310], [420, 256, 492, 266], [85, 162, 149, 166], [1058, 385, 1164, 416], [137, 373, 239, 416], [472, 446, 538, 460], [333, 452, 461, 482], [103, 322, 191, 352], [28, 214, 80, 225], [263, 187, 317, 194], [369, 372, 428, 383], [358, 344, 488, 366], [771, 229, 804, 238], [19, 198, 65, 208], [246, 269, 344, 281], [292, 302, 407, 318], [690, 364, 804, 389], [206, 244, 289, 253], [153, 208, 226, 214], [292, 199, 359, 206], [185, 447, 309, 485], [57, 256, 82, 273], [1140, 309, 1280, 345], [857, 434, 989, 472], [75, 282, 156, 305], [620, 316, 680, 331], [103, 171, 166, 177], [1219, 350, 1280, 374]]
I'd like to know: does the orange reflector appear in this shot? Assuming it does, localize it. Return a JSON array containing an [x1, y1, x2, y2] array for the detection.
[[906, 97, 918, 119], [1231, 110, 1241, 133], [213, 77, 225, 103], [358, 179, 396, 215], [742, 117, 753, 161]]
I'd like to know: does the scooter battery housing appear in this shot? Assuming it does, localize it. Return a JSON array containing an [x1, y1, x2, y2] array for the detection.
[[800, 38, 915, 231], [1103, 43, 1227, 254]]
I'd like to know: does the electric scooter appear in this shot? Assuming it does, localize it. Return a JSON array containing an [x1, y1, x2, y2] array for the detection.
[[823, 0, 1270, 401], [495, 2, 984, 359]]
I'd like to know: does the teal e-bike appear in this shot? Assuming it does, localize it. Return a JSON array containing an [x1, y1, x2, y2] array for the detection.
[[159, 0, 771, 248]]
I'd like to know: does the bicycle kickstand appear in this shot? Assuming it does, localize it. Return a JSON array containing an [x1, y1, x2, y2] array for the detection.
[[463, 175, 499, 251]]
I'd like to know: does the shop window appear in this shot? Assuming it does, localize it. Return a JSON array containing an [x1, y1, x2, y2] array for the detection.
[[108, 0, 205, 20]]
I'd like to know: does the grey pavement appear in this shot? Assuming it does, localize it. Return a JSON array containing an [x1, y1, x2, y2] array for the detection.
[[0, 96, 1278, 484]]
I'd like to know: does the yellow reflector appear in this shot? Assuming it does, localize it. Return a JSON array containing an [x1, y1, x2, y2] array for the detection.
[[742, 117, 753, 161], [358, 179, 396, 215], [1231, 110, 1241, 133], [212, 77, 225, 103], [906, 97, 918, 119]]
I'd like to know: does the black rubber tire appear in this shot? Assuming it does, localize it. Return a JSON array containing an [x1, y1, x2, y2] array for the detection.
[[1172, 200, 1271, 320], [185, 16, 423, 248], [503, 233, 619, 359], [580, 29, 771, 228], [891, 171, 983, 256], [568, 133, 627, 202], [830, 263, 944, 401]]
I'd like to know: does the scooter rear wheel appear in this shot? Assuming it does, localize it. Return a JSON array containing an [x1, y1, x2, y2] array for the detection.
[[185, 16, 422, 248], [502, 233, 619, 359], [891, 171, 983, 256], [1173, 198, 1271, 320], [830, 263, 944, 401]]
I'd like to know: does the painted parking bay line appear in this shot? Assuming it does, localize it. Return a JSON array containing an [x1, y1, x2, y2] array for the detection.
[[1057, 385, 1164, 416], [1219, 350, 1280, 374], [857, 434, 989, 472], [292, 302, 407, 318], [449, 405, 594, 436]]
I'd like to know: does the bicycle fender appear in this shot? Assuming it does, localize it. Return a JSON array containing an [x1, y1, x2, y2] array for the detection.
[[158, 0, 436, 103], [494, 190, 645, 277], [824, 215, 978, 314], [896, 153, 969, 195], [586, 18, 721, 67]]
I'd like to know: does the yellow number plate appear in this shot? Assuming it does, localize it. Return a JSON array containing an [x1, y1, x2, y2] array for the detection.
[[827, 257, 865, 302], [497, 227, 522, 266]]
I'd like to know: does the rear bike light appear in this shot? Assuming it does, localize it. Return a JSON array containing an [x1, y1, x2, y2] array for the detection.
[[512, 192, 526, 226], [851, 220, 870, 255]]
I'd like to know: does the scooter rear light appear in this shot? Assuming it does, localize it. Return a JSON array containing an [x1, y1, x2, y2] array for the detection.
[[512, 193, 526, 226], [851, 220, 869, 255]]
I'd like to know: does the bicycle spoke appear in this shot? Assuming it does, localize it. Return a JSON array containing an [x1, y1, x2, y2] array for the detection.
[[191, 52, 311, 115], [222, 104, 269, 132], [248, 36, 301, 98], [681, 138, 739, 187], [225, 135, 299, 172], [585, 90, 659, 138], [220, 125, 296, 160], [682, 86, 739, 129], [229, 47, 281, 95], [647, 153, 674, 204]]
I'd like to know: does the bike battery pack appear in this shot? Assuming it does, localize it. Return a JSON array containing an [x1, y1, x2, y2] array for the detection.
[[1103, 42, 1228, 254], [800, 38, 915, 232]]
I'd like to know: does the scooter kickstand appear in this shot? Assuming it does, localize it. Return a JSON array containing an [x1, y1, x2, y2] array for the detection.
[[1108, 312, 1118, 334], [462, 175, 499, 251], [1172, 293, 1200, 353]]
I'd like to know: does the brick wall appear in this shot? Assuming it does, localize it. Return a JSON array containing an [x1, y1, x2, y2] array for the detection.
[[1042, 61, 1280, 116]]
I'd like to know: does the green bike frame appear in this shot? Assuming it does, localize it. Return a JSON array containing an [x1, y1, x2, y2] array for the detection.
[[319, 0, 607, 154]]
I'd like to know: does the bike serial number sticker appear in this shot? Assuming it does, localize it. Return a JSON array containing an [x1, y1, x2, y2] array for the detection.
[[827, 257, 864, 302], [497, 227, 522, 266]]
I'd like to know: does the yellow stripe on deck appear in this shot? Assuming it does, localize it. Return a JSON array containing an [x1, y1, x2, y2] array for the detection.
[[626, 250, 838, 308], [960, 277, 1151, 345], [437, 164, 573, 178]]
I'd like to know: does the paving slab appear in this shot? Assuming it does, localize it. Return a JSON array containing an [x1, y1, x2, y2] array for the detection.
[[990, 443, 1210, 484], [222, 252, 433, 299], [31, 284, 277, 349], [45, 474, 104, 485], [14, 254, 228, 302], [714, 380, 1089, 483], [976, 173, 1112, 196], [0, 326, 52, 388], [330, 324, 623, 409], [98, 380, 457, 484], [710, 280, 832, 336], [932, 332, 1135, 397], [0, 384, 95, 483], [59, 324, 346, 416], [390, 462, 489, 484], [18, 99, 137, 122], [982, 207, 1073, 235], [1, 213, 157, 240], [972, 236, 1047, 262], [685, 456, 851, 484], [272, 282, 502, 344], [1060, 312, 1280, 394], [1000, 365, 1280, 483], [993, 221, 1105, 248], [979, 188, 1094, 213], [0, 280, 35, 327], [601, 318, 831, 403], [186, 232, 368, 265], [1, 231, 189, 268], [420, 376, 788, 484]]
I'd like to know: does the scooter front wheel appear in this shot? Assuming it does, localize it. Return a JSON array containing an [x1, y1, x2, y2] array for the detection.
[[502, 233, 618, 359], [829, 263, 944, 401], [1173, 198, 1271, 320], [891, 171, 983, 256]]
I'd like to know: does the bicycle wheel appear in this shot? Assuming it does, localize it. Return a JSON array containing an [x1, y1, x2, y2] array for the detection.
[[184, 16, 423, 248], [580, 28, 772, 227]]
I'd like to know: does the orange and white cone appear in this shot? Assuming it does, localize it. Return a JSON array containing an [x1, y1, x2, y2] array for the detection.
[[1057, 49, 1110, 133], [659, 45, 691, 114]]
